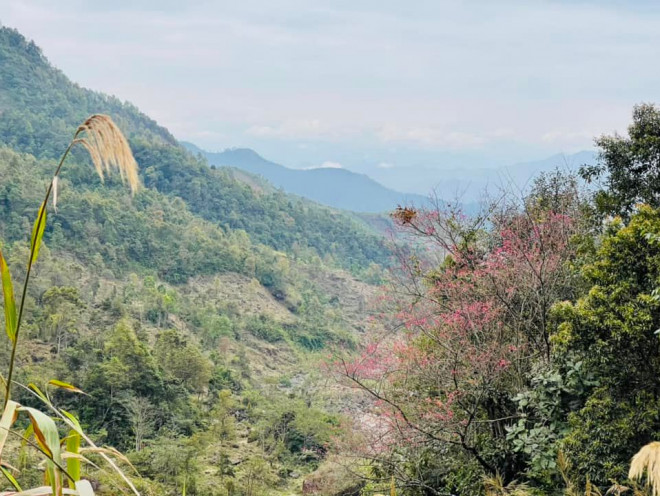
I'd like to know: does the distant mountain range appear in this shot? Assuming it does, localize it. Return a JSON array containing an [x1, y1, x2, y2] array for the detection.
[[368, 151, 597, 201], [183, 142, 429, 213], [184, 142, 597, 213]]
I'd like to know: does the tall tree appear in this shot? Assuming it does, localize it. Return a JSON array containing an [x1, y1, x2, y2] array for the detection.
[[582, 103, 660, 217]]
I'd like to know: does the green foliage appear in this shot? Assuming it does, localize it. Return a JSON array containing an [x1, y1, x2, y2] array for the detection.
[[154, 330, 212, 393], [548, 205, 660, 486], [562, 389, 660, 484], [506, 360, 596, 486], [581, 103, 660, 217], [244, 315, 284, 343]]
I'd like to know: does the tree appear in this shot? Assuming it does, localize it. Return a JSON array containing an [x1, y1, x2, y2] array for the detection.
[[554, 205, 660, 484], [582, 103, 660, 217], [335, 178, 582, 493], [154, 329, 212, 393], [41, 286, 83, 354], [121, 394, 156, 452]]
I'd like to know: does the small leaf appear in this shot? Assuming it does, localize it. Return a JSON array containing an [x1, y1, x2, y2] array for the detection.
[[29, 201, 48, 266], [28, 383, 49, 404], [0, 465, 21, 491], [0, 250, 16, 344], [48, 380, 84, 395], [59, 410, 82, 434]]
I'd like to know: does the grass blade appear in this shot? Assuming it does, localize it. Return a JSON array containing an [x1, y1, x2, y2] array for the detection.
[[0, 250, 16, 344], [27, 384, 48, 404], [47, 381, 84, 395], [29, 201, 47, 267], [0, 464, 21, 491]]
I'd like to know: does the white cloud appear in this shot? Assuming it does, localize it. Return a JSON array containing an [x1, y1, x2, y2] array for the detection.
[[304, 161, 343, 170], [377, 162, 395, 169]]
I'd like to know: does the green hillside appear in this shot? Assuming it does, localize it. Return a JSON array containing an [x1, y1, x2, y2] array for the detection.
[[0, 26, 385, 495], [0, 26, 389, 273]]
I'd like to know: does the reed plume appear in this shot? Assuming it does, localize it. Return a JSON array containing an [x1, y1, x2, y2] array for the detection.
[[483, 473, 531, 496], [629, 442, 660, 496], [73, 114, 139, 194]]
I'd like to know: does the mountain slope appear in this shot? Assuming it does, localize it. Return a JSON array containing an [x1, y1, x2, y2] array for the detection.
[[0, 26, 384, 495], [184, 143, 428, 213], [0, 26, 389, 271]]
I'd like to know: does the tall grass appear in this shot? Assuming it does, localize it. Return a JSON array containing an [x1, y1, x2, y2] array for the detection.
[[0, 115, 140, 495]]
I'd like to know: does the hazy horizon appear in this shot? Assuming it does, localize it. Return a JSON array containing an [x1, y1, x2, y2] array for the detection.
[[1, 1, 652, 179]]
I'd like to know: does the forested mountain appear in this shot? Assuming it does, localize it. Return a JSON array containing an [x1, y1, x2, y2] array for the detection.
[[183, 143, 428, 213], [0, 26, 389, 272], [0, 26, 387, 495]]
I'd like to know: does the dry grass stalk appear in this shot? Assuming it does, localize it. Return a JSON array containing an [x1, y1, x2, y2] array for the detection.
[[73, 114, 139, 194], [484, 473, 531, 496], [630, 442, 660, 496]]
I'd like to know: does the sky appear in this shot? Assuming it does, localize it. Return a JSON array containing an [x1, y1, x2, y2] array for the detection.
[[1, 0, 659, 190]]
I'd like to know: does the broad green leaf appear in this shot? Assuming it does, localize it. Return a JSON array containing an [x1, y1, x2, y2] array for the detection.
[[66, 430, 81, 488], [0, 464, 21, 491], [75, 480, 94, 496], [48, 380, 84, 395], [0, 400, 19, 459], [0, 250, 16, 344], [18, 407, 61, 464], [20, 406, 61, 496], [29, 201, 47, 267]]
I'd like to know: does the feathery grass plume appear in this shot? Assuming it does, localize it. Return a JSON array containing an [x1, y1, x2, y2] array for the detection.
[[585, 477, 603, 496], [73, 114, 139, 194], [606, 482, 630, 496], [484, 473, 531, 496], [629, 442, 660, 496]]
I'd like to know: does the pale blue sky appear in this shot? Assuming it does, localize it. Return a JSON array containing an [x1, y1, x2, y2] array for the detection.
[[1, 0, 659, 184]]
